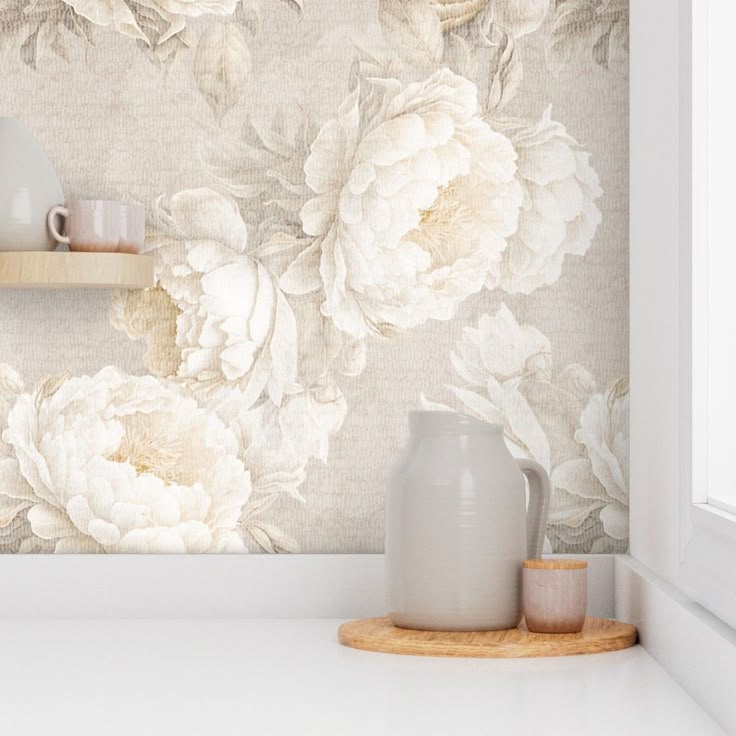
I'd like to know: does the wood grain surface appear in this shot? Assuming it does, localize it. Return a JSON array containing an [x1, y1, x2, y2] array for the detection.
[[338, 617, 637, 658], [0, 252, 154, 289]]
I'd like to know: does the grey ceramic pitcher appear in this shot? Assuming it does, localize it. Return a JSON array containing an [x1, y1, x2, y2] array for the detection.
[[385, 411, 551, 631]]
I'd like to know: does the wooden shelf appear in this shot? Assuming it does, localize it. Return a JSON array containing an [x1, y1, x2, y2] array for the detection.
[[0, 251, 154, 289]]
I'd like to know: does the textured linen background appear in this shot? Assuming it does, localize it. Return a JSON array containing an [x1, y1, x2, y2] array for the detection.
[[0, 0, 628, 553]]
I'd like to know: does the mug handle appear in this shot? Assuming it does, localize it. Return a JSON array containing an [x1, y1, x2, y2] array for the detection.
[[47, 206, 70, 244], [516, 458, 552, 559]]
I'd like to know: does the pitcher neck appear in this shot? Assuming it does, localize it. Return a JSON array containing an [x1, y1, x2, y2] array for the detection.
[[408, 411, 502, 438]]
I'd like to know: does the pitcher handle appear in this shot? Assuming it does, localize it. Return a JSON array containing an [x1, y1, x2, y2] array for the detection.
[[516, 458, 551, 559]]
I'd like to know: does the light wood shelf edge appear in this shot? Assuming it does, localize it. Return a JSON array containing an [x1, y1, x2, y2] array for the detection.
[[338, 616, 637, 658], [0, 251, 154, 289]]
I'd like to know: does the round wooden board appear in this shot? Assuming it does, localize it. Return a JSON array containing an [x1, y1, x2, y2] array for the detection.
[[338, 617, 637, 658], [0, 251, 154, 289]]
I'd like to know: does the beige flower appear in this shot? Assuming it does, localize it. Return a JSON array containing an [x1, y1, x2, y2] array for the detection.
[[552, 379, 629, 543], [281, 68, 521, 339], [112, 189, 299, 408], [0, 365, 33, 553], [448, 304, 554, 469], [0, 368, 251, 553], [491, 107, 603, 294], [110, 287, 180, 378], [138, 0, 237, 18], [61, 0, 149, 41], [435, 306, 627, 552], [546, 489, 625, 554], [61, 0, 237, 48], [216, 379, 348, 502], [429, 0, 549, 36]]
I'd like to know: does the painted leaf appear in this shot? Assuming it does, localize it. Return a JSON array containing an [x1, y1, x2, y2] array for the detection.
[[442, 31, 478, 78], [19, 29, 38, 70], [39, 21, 72, 63], [237, 0, 261, 35], [247, 522, 299, 553], [418, 393, 454, 412], [378, 0, 444, 71], [449, 385, 504, 425], [430, 0, 488, 31], [486, 27, 522, 111], [546, 0, 628, 73], [194, 21, 251, 122], [280, 239, 322, 295], [264, 288, 299, 407], [279, 0, 303, 14], [61, 9, 94, 44], [502, 383, 551, 472]]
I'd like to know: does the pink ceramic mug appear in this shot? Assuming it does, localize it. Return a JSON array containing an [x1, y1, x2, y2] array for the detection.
[[117, 202, 145, 254], [47, 200, 144, 253]]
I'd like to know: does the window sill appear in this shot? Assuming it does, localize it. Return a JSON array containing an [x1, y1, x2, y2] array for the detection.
[[682, 504, 736, 630], [708, 497, 736, 516], [692, 502, 736, 537], [616, 554, 736, 735]]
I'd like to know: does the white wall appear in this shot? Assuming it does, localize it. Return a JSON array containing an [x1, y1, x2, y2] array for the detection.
[[629, 0, 686, 584], [0, 554, 614, 619]]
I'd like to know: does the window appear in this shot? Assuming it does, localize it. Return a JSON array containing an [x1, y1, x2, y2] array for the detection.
[[703, 0, 736, 516], [681, 0, 736, 629]]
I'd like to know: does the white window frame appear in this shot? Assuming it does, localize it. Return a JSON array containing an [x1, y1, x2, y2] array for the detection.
[[678, 0, 736, 629], [630, 0, 736, 632]]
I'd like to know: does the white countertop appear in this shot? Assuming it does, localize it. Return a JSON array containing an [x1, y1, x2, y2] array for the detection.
[[0, 619, 725, 736]]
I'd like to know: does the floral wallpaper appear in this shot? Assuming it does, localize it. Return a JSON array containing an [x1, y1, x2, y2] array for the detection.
[[0, 0, 628, 553]]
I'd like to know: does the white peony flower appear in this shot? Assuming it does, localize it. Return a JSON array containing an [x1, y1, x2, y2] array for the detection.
[[546, 488, 624, 554], [113, 189, 299, 408], [137, 0, 237, 18], [452, 303, 551, 384], [489, 0, 550, 37], [209, 376, 347, 552], [0, 365, 23, 453], [0, 368, 251, 553], [61, 0, 236, 49], [213, 378, 347, 502], [429, 0, 548, 36], [552, 379, 629, 542], [0, 365, 35, 553], [491, 107, 602, 294], [432, 305, 628, 552], [281, 67, 522, 339], [448, 304, 553, 469], [60, 0, 149, 41]]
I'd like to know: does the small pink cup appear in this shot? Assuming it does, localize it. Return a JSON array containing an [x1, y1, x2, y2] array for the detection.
[[47, 200, 144, 254], [522, 559, 588, 634], [117, 202, 145, 254]]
